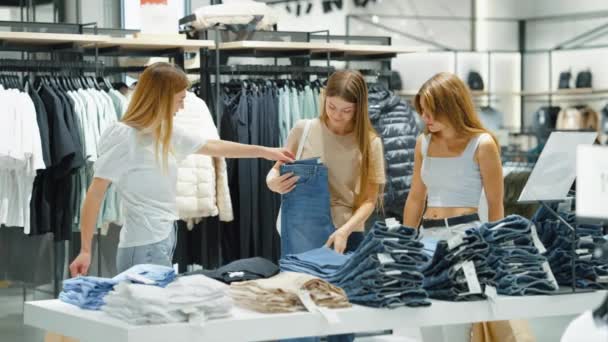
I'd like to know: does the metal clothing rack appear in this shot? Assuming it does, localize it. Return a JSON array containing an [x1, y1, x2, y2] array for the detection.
[[0, 20, 192, 299]]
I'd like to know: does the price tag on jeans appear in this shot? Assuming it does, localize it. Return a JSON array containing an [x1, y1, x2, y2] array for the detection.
[[530, 224, 547, 254], [542, 262, 559, 288], [126, 273, 156, 285], [484, 285, 498, 302], [297, 290, 340, 324], [385, 270, 402, 276], [447, 234, 464, 251], [580, 236, 594, 243], [377, 253, 395, 265], [579, 254, 593, 261], [385, 218, 400, 231], [575, 249, 590, 255], [462, 261, 482, 294], [598, 276, 608, 283]]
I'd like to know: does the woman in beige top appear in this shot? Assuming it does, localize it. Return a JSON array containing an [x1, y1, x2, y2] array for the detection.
[[266, 70, 386, 254]]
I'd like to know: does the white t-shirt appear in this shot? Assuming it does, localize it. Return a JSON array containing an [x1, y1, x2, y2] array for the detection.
[[561, 311, 608, 342], [94, 122, 207, 248]]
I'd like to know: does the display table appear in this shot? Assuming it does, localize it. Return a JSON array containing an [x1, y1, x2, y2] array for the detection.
[[25, 290, 605, 342]]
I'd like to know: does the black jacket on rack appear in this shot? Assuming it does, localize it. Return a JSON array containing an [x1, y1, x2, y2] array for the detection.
[[368, 85, 420, 221]]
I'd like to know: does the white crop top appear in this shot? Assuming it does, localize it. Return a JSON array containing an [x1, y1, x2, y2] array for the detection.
[[421, 133, 490, 208]]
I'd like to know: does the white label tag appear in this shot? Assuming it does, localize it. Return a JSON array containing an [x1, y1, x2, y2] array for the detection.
[[318, 308, 341, 325], [462, 261, 482, 294], [597, 275, 608, 283], [384, 292, 402, 299], [447, 234, 464, 251], [126, 273, 156, 285], [530, 224, 547, 254], [580, 236, 594, 243], [390, 249, 409, 254], [383, 280, 399, 287], [542, 262, 559, 288], [539, 113, 546, 125], [575, 249, 590, 255], [385, 270, 402, 276], [297, 290, 340, 324], [385, 218, 401, 231], [377, 253, 395, 265], [228, 271, 245, 278], [579, 254, 593, 261], [485, 285, 498, 302]]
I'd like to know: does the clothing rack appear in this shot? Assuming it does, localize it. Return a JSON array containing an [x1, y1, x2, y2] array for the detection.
[[0, 20, 195, 299]]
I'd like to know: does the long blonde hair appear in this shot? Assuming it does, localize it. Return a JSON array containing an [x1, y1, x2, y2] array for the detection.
[[320, 70, 384, 209], [414, 72, 499, 147], [121, 62, 190, 170]]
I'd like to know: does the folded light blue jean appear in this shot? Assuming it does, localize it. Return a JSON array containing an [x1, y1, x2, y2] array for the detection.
[[113, 264, 176, 287], [59, 264, 177, 310], [59, 276, 117, 310]]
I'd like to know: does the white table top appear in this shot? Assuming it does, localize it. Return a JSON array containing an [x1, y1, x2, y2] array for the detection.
[[24, 290, 606, 342]]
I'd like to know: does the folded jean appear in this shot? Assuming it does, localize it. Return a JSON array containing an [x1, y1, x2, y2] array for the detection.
[[347, 288, 429, 308], [427, 287, 486, 301], [113, 264, 176, 287], [479, 215, 532, 244]]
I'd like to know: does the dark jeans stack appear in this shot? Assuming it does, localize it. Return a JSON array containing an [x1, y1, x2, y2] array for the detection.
[[281, 221, 431, 308], [532, 206, 608, 289], [480, 215, 559, 295], [421, 230, 493, 301]]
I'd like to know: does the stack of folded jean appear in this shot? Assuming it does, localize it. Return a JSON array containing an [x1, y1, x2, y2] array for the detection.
[[59, 277, 117, 310], [59, 264, 176, 310], [280, 247, 351, 279], [421, 229, 493, 301], [229, 272, 350, 313], [480, 215, 559, 295], [103, 275, 232, 324], [533, 206, 608, 289], [281, 221, 430, 308]]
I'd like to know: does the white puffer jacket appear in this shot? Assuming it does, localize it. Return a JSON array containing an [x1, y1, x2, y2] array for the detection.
[[174, 92, 233, 227]]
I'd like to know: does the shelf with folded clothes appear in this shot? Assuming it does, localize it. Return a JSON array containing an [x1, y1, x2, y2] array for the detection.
[[518, 88, 608, 97], [25, 289, 608, 342], [185, 64, 336, 75], [397, 89, 522, 98], [0, 31, 109, 53]]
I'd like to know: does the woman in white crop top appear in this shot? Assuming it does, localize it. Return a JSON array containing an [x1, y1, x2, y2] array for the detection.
[[403, 72, 504, 235]]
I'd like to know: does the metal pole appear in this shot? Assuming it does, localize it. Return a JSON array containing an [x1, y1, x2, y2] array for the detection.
[[519, 20, 526, 133], [548, 50, 553, 107], [215, 28, 221, 128], [471, 0, 477, 51]]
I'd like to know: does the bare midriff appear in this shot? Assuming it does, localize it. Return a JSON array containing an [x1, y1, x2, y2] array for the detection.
[[424, 207, 478, 220]]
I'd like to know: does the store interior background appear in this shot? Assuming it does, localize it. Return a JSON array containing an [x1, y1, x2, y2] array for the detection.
[[1, 0, 608, 341]]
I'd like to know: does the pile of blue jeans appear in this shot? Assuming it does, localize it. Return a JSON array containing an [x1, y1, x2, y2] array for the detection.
[[281, 221, 430, 308], [480, 215, 559, 295], [421, 229, 493, 301], [532, 206, 608, 289], [59, 264, 176, 310]]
